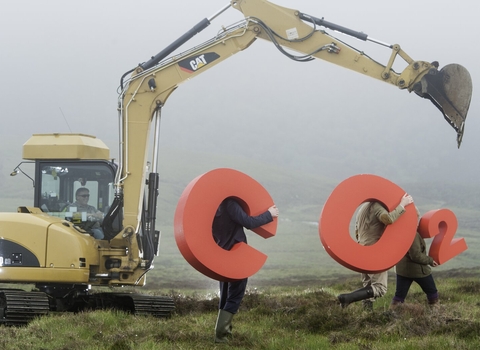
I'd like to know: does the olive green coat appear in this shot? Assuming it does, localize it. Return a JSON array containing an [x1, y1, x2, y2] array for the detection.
[[395, 232, 434, 278]]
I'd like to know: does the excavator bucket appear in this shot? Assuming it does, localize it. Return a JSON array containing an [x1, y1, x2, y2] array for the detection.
[[415, 64, 473, 148]]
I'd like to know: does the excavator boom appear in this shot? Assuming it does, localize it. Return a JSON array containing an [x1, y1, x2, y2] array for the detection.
[[230, 0, 472, 147]]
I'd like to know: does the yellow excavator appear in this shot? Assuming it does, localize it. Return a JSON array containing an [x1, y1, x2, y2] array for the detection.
[[3, 0, 472, 324]]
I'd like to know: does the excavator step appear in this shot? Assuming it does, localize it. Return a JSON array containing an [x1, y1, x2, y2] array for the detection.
[[91, 292, 175, 318], [0, 290, 50, 325]]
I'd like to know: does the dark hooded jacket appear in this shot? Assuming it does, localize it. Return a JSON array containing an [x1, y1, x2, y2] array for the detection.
[[212, 198, 273, 250]]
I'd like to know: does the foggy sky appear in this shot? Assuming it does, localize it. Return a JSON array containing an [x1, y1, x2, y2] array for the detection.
[[1, 0, 478, 185]]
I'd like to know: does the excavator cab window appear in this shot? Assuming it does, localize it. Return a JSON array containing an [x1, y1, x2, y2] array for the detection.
[[34, 160, 117, 233]]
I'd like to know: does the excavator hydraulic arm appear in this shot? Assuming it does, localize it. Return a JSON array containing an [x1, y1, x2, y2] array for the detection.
[[129, 0, 472, 149], [230, 0, 472, 147], [118, 0, 473, 234]]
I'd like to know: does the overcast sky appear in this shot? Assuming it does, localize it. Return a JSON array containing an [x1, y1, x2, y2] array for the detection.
[[1, 0, 478, 185]]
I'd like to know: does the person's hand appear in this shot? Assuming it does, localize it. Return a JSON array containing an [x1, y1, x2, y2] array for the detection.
[[400, 193, 414, 208], [87, 215, 97, 222], [268, 205, 279, 218], [431, 260, 439, 267], [89, 211, 104, 221]]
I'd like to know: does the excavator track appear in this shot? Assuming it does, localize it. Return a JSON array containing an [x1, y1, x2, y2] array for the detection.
[[92, 292, 175, 318], [0, 290, 50, 326]]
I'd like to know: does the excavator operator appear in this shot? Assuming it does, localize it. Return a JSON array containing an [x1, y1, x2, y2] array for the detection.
[[67, 188, 105, 239]]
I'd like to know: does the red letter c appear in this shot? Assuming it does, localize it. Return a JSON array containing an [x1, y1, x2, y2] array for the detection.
[[174, 168, 277, 281]]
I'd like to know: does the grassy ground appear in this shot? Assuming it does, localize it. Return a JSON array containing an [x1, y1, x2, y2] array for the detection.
[[1, 269, 479, 349]]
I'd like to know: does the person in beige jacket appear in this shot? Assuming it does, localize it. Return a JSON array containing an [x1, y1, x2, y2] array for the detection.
[[337, 193, 414, 310]]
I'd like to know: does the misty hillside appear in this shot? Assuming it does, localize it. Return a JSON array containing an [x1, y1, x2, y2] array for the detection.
[[0, 133, 477, 291]]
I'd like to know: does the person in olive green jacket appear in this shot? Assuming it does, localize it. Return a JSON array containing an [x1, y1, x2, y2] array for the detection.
[[390, 231, 439, 308]]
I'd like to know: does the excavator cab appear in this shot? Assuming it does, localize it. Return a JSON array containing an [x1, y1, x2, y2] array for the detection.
[[20, 134, 118, 238], [34, 161, 117, 237]]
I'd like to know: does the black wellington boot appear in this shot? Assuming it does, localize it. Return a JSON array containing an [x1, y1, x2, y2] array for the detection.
[[337, 286, 374, 309], [214, 309, 234, 343]]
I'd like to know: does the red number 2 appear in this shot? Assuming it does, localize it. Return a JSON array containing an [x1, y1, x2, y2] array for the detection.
[[418, 209, 467, 264]]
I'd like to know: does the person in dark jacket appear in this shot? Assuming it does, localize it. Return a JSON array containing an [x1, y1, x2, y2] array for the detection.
[[390, 231, 439, 309], [212, 197, 279, 343]]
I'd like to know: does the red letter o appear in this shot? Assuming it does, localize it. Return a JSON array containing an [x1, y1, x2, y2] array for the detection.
[[319, 174, 418, 273]]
